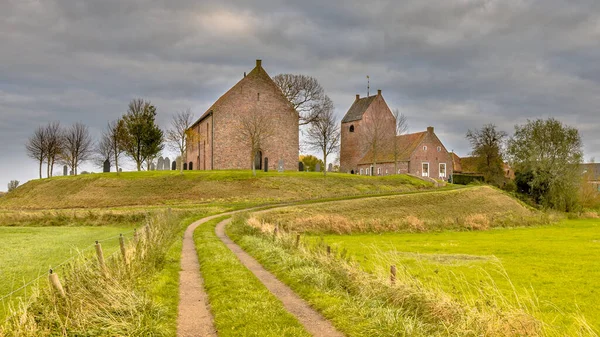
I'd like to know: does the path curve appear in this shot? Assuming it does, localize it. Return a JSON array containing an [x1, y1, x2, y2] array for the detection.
[[215, 218, 345, 337]]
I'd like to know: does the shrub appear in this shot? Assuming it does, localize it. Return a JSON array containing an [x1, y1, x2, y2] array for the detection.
[[7, 180, 19, 192], [464, 214, 490, 230], [406, 215, 425, 232], [451, 174, 484, 185]]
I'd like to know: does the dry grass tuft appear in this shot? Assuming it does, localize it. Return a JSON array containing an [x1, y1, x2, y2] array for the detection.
[[464, 214, 490, 230], [406, 216, 426, 232]]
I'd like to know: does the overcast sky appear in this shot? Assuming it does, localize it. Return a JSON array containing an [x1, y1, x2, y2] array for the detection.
[[2, 0, 600, 191]]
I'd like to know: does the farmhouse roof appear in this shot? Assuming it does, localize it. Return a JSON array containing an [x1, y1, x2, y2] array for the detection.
[[341, 95, 378, 123], [358, 131, 427, 165], [451, 152, 462, 172], [191, 60, 289, 127], [582, 163, 600, 181], [458, 156, 479, 173]]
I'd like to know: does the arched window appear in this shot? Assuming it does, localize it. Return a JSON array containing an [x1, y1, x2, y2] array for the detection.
[[349, 125, 355, 132]]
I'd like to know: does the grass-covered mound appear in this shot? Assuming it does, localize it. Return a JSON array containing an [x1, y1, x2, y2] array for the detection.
[[253, 186, 546, 234], [0, 171, 431, 210]]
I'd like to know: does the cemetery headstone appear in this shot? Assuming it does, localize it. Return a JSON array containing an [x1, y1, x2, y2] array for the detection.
[[172, 161, 176, 170], [103, 159, 110, 173], [299, 162, 304, 172], [119, 168, 122, 173], [278, 159, 284, 172], [63, 165, 68, 176], [328, 163, 333, 172], [157, 157, 164, 171], [264, 157, 269, 172], [315, 163, 321, 172], [164, 157, 171, 171], [150, 163, 156, 171]]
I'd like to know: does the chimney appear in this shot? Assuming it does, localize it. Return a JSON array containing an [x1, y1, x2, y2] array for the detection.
[[377, 89, 382, 96], [256, 59, 262, 68], [427, 126, 434, 134], [355, 94, 360, 101]]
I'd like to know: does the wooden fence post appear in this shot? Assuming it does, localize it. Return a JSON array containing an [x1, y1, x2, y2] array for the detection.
[[95, 241, 106, 272], [119, 234, 127, 264], [49, 269, 65, 298], [273, 226, 278, 240], [327, 245, 331, 256], [390, 265, 397, 285], [295, 234, 300, 248]]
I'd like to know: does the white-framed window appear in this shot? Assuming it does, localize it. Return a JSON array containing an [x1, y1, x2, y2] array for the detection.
[[377, 167, 381, 175], [360, 168, 363, 175], [422, 162, 429, 177], [423, 146, 427, 151], [439, 163, 446, 178], [437, 146, 441, 152]]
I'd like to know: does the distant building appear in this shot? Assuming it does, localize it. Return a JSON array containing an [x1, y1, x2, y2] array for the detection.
[[452, 155, 515, 180], [582, 163, 600, 191], [186, 60, 299, 171], [339, 90, 453, 179]]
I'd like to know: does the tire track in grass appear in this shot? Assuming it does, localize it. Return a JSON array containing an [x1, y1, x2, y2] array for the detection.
[[215, 218, 345, 337], [195, 217, 310, 337]]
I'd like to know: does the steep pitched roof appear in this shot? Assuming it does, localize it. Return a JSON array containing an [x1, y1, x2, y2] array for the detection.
[[451, 153, 462, 172], [459, 156, 479, 173], [358, 131, 427, 165], [341, 95, 378, 123], [191, 60, 289, 127]]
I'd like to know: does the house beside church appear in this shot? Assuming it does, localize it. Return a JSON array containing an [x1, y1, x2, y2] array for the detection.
[[340, 90, 453, 179], [186, 60, 299, 171]]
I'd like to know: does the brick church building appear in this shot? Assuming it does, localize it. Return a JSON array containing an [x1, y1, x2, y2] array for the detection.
[[186, 60, 299, 171], [340, 91, 453, 179]]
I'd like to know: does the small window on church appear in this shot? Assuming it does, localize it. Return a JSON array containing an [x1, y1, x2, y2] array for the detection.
[[423, 146, 427, 151], [349, 125, 355, 132], [437, 146, 441, 152], [257, 93, 260, 101]]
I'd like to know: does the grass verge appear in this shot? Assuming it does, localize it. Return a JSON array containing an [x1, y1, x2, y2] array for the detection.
[[0, 211, 184, 336], [227, 214, 569, 337], [193, 217, 310, 337]]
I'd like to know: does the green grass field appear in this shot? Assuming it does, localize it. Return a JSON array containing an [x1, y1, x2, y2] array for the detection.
[[314, 218, 600, 332], [0, 171, 431, 209], [0, 226, 132, 317]]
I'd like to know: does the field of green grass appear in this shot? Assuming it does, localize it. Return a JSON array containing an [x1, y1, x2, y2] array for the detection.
[[314, 218, 600, 332], [0, 226, 132, 317], [255, 186, 545, 234], [0, 171, 431, 210]]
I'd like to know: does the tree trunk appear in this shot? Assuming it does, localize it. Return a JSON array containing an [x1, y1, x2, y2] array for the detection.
[[136, 161, 141, 171], [39, 160, 43, 179], [180, 150, 184, 175], [114, 152, 119, 175], [323, 149, 327, 177], [251, 151, 256, 177]]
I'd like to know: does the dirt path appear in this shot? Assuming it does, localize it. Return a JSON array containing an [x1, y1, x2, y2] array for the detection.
[[177, 215, 223, 337], [215, 218, 345, 337]]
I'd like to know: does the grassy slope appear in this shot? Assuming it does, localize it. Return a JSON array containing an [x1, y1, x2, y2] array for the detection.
[[316, 219, 600, 333], [0, 226, 132, 317], [194, 217, 309, 336], [256, 186, 538, 234], [0, 171, 431, 210]]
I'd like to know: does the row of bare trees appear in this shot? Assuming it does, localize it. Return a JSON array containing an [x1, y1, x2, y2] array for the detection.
[[26, 122, 94, 178]]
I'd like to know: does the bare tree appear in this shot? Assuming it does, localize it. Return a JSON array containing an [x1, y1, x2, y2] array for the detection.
[[237, 107, 274, 176], [95, 129, 114, 170], [360, 107, 395, 175], [61, 123, 93, 176], [392, 109, 409, 174], [25, 126, 47, 179], [44, 122, 63, 178], [166, 109, 196, 174], [273, 74, 330, 126], [305, 98, 340, 177], [106, 119, 127, 174]]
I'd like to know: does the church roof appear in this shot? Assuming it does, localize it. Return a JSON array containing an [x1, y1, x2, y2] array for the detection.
[[358, 131, 427, 164], [191, 60, 287, 127], [341, 95, 378, 123]]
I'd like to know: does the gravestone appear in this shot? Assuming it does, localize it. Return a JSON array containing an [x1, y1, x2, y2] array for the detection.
[[150, 163, 156, 171], [328, 163, 333, 172], [164, 157, 171, 171], [183, 163, 188, 170], [264, 157, 269, 172], [103, 159, 110, 173], [278, 159, 284, 172], [172, 161, 176, 171], [299, 162, 304, 172], [119, 168, 122, 173], [157, 157, 164, 171], [63, 165, 68, 176], [189, 162, 193, 170], [315, 163, 321, 172]]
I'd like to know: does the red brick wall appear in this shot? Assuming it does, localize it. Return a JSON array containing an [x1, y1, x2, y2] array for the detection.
[[407, 128, 453, 179], [340, 93, 396, 173], [357, 161, 409, 175], [187, 115, 213, 170], [187, 63, 299, 171]]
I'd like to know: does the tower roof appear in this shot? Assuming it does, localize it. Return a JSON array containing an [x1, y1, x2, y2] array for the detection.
[[341, 95, 377, 123]]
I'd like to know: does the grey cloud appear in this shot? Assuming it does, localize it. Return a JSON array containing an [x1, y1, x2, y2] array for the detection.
[[1, 0, 600, 190]]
